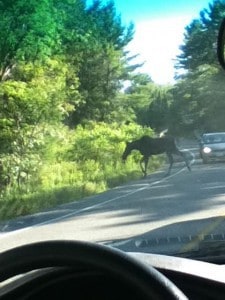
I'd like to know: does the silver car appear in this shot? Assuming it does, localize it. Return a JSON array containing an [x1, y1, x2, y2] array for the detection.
[[200, 132, 225, 163]]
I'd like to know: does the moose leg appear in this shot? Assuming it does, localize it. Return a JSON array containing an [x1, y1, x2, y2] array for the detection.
[[166, 152, 174, 176], [140, 156, 149, 178], [177, 150, 191, 172]]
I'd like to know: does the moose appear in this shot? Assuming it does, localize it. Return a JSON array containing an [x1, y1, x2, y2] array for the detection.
[[122, 135, 191, 178]]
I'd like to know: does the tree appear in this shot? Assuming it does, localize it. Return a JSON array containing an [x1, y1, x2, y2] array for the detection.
[[117, 73, 173, 132], [171, 1, 225, 136], [66, 0, 136, 125], [119, 73, 153, 125], [146, 86, 173, 132], [0, 59, 80, 185], [176, 0, 225, 72], [0, 0, 60, 81], [170, 64, 225, 135]]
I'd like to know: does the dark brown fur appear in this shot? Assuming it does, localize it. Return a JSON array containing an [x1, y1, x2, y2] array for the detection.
[[122, 135, 191, 178]]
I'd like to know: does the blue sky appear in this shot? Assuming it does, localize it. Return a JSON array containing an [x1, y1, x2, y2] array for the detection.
[[87, 0, 213, 84], [108, 0, 212, 23]]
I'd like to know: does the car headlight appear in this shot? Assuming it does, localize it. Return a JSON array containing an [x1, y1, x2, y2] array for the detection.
[[203, 146, 212, 154]]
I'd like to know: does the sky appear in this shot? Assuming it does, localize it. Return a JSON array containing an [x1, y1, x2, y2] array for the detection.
[[87, 0, 213, 85]]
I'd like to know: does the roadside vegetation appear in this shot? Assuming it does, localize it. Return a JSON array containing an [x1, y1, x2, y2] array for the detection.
[[0, 122, 163, 220], [0, 0, 225, 220]]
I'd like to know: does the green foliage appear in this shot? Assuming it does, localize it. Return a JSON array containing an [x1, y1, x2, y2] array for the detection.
[[170, 1, 225, 136], [176, 0, 225, 71], [119, 74, 173, 132], [72, 45, 126, 123], [0, 122, 162, 220], [0, 0, 59, 81], [86, 0, 134, 48], [66, 0, 137, 125], [0, 0, 137, 126], [170, 65, 225, 135], [0, 59, 80, 159], [146, 86, 173, 132], [66, 121, 154, 163]]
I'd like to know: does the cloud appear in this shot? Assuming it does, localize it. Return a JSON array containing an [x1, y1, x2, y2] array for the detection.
[[126, 16, 192, 84]]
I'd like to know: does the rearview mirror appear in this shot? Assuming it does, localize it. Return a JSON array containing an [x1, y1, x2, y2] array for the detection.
[[217, 18, 225, 70]]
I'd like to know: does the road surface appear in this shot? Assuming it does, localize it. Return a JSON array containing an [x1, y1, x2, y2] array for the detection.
[[1, 146, 225, 256]]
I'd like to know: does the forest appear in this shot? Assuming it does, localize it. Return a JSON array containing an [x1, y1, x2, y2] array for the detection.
[[0, 0, 225, 220]]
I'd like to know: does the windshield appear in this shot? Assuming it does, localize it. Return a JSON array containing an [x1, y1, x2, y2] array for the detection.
[[202, 133, 225, 143], [1, 0, 225, 262]]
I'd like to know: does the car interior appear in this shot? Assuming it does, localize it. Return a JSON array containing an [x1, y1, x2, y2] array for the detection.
[[1, 2, 225, 300]]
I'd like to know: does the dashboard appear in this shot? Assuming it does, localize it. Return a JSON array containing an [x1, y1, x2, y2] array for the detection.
[[0, 240, 225, 299], [131, 252, 225, 299]]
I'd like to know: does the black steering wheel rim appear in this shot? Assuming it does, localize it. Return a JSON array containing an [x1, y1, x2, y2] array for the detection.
[[0, 240, 187, 299]]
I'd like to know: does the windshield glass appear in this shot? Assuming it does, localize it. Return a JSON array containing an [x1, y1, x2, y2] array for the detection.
[[203, 133, 225, 143], [1, 0, 225, 262]]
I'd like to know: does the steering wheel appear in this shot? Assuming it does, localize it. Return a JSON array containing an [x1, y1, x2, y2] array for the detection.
[[0, 240, 187, 299]]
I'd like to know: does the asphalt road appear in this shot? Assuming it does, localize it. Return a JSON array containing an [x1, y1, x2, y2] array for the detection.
[[1, 146, 225, 256]]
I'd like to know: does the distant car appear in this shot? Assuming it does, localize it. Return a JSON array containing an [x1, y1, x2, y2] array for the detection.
[[199, 132, 225, 163]]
